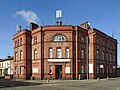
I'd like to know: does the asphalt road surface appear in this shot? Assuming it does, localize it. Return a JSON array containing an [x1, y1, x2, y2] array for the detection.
[[0, 78, 120, 90]]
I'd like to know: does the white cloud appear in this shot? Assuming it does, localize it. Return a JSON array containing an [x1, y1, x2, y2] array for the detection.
[[16, 10, 39, 23]]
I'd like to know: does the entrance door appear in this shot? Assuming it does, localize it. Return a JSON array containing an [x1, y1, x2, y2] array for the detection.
[[55, 65, 62, 79]]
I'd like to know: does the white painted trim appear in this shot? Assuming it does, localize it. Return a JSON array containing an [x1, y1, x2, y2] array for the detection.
[[48, 59, 70, 62]]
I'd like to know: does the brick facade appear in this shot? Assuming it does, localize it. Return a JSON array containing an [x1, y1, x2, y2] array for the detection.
[[13, 22, 117, 79]]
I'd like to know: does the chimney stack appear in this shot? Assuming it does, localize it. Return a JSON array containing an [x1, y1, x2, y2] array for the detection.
[[30, 22, 39, 30]]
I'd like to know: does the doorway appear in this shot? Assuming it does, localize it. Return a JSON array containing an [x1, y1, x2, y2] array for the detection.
[[55, 65, 62, 79]]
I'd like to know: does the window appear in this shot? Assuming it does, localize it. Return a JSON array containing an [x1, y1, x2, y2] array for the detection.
[[49, 48, 52, 58], [113, 67, 115, 73], [15, 52, 18, 61], [97, 65, 99, 74], [113, 55, 115, 62], [5, 63, 6, 68], [15, 41, 17, 47], [18, 39, 19, 46], [2, 63, 3, 68], [109, 54, 112, 61], [81, 49, 84, 59], [20, 51, 23, 60], [96, 38, 99, 44], [102, 51, 104, 60], [103, 66, 104, 73], [96, 50, 99, 60], [20, 66, 24, 74], [49, 65, 52, 74], [15, 67, 18, 74], [81, 65, 84, 73], [110, 66, 112, 73], [81, 37, 85, 43], [100, 65, 104, 73], [34, 36, 37, 44], [20, 38, 22, 45], [66, 48, 69, 58], [106, 53, 108, 61], [53, 35, 66, 41], [57, 48, 61, 58], [107, 66, 108, 73], [34, 49, 37, 60]]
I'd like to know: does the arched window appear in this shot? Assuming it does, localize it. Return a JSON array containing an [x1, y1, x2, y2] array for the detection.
[[102, 51, 104, 60], [81, 65, 84, 73], [106, 53, 108, 61], [34, 49, 37, 60], [97, 65, 99, 74], [81, 36, 85, 43], [96, 50, 99, 60], [52, 35, 66, 41], [20, 51, 23, 60], [15, 52, 18, 61], [81, 49, 84, 59]]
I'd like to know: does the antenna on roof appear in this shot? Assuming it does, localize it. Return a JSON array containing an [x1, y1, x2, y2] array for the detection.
[[16, 25, 21, 32], [112, 29, 114, 38]]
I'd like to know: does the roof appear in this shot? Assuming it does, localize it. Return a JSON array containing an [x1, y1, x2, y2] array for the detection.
[[0, 56, 13, 62]]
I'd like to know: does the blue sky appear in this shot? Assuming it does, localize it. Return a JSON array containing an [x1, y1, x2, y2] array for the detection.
[[0, 0, 120, 64]]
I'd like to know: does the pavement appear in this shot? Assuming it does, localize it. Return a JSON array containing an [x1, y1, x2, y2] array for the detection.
[[0, 77, 120, 90]]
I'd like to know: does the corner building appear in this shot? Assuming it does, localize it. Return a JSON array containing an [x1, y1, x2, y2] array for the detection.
[[13, 22, 117, 79]]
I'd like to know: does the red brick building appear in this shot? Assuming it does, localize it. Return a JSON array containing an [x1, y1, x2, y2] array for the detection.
[[13, 22, 117, 79]]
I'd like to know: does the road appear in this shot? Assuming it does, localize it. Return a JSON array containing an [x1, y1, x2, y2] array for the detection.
[[0, 78, 120, 90]]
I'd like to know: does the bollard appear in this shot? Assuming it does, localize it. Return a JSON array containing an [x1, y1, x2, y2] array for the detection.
[[78, 74, 81, 80], [97, 77, 99, 81], [47, 79, 49, 82], [107, 76, 109, 80]]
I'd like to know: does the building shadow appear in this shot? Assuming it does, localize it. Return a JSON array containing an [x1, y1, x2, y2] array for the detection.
[[0, 79, 41, 89]]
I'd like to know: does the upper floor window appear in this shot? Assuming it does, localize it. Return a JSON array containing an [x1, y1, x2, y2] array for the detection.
[[20, 38, 22, 45], [20, 51, 23, 60], [106, 53, 108, 61], [15, 52, 18, 61], [113, 55, 115, 62], [49, 48, 52, 58], [18, 39, 19, 46], [52, 35, 66, 42], [66, 48, 69, 58], [34, 36, 37, 44], [15, 41, 17, 47], [110, 54, 112, 61], [56, 48, 61, 58], [34, 49, 37, 60], [81, 49, 85, 59], [96, 50, 99, 60], [81, 37, 85, 43], [96, 38, 99, 44], [102, 51, 104, 60]]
